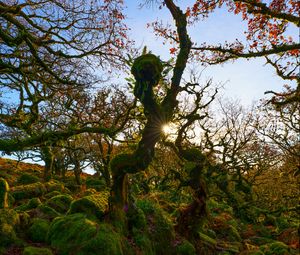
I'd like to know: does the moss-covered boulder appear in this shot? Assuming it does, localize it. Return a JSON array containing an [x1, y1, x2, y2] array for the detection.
[[11, 182, 47, 200], [15, 197, 42, 212], [48, 213, 124, 255], [44, 190, 61, 199], [0, 178, 9, 208], [23, 246, 53, 255], [0, 209, 19, 247], [68, 192, 109, 220], [35, 204, 61, 220], [11, 181, 65, 200], [16, 173, 39, 185], [45, 194, 73, 214], [85, 177, 106, 191], [28, 218, 50, 243]]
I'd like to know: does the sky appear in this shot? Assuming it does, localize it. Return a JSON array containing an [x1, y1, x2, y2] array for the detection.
[[124, 1, 297, 106], [1, 1, 298, 168]]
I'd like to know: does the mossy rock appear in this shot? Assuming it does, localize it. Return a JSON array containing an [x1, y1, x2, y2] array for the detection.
[[23, 246, 53, 255], [44, 180, 64, 193], [45, 194, 73, 214], [18, 211, 31, 229], [44, 191, 61, 199], [0, 223, 17, 247], [48, 213, 124, 255], [83, 188, 98, 196], [68, 192, 109, 220], [85, 178, 106, 191], [16, 173, 39, 185], [0, 209, 19, 247], [0, 208, 19, 226], [15, 197, 42, 212], [36, 204, 61, 220], [176, 240, 196, 255], [28, 218, 50, 243], [12, 181, 64, 200], [259, 241, 290, 255], [11, 182, 47, 200]]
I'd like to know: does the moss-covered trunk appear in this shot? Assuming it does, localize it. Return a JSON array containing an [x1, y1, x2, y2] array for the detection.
[[109, 0, 191, 230], [41, 146, 54, 182]]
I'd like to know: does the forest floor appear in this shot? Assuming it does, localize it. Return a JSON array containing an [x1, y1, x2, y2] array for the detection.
[[0, 157, 299, 255]]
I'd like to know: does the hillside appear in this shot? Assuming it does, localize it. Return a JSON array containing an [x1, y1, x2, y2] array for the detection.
[[0, 157, 299, 255]]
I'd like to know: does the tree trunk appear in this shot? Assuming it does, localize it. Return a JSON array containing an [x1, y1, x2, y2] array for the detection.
[[41, 146, 54, 181]]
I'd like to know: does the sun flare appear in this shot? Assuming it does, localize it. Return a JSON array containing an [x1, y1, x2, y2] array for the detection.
[[162, 123, 175, 136]]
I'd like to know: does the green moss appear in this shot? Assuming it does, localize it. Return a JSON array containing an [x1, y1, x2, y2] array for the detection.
[[198, 231, 217, 246], [44, 191, 61, 199], [0, 209, 20, 247], [68, 192, 109, 220], [15, 197, 41, 212], [275, 217, 290, 231], [128, 207, 147, 230], [240, 251, 265, 255], [176, 240, 196, 255], [0, 222, 17, 247], [132, 228, 154, 255], [44, 180, 64, 193], [136, 199, 175, 255], [0, 208, 19, 226], [77, 223, 124, 255], [48, 213, 124, 255], [12, 182, 47, 200], [83, 188, 98, 196], [0, 178, 9, 208], [36, 204, 61, 219], [110, 153, 138, 175], [45, 194, 73, 214], [18, 211, 31, 229], [16, 173, 39, 185], [12, 181, 64, 201], [227, 225, 242, 242], [23, 246, 53, 255], [8, 193, 15, 207], [260, 241, 290, 255], [28, 218, 50, 243], [131, 54, 163, 86], [85, 177, 106, 191]]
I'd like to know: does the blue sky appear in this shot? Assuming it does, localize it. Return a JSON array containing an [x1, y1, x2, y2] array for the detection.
[[124, 1, 297, 106]]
